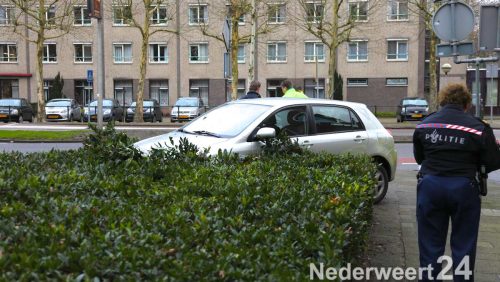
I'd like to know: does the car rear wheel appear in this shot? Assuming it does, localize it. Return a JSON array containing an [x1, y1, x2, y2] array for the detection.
[[373, 164, 389, 204]]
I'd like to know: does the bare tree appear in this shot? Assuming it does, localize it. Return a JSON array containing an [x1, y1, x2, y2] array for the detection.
[[196, 0, 286, 100], [109, 0, 178, 122], [3, 0, 78, 121], [294, 0, 378, 99]]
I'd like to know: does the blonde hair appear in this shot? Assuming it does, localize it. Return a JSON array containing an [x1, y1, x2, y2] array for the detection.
[[438, 83, 472, 108]]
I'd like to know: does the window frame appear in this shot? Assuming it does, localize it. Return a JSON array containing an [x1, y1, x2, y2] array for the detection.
[[0, 5, 14, 26], [45, 5, 56, 26], [267, 41, 287, 63], [43, 43, 57, 63], [386, 77, 408, 86], [73, 5, 91, 26], [311, 105, 365, 135], [347, 40, 368, 62], [188, 4, 208, 25], [304, 41, 325, 62], [237, 44, 246, 63], [386, 39, 408, 61], [0, 43, 18, 63], [347, 78, 368, 87], [348, 0, 368, 22], [305, 1, 324, 23], [113, 43, 133, 63], [267, 3, 286, 24], [189, 42, 209, 63], [150, 5, 168, 25], [387, 0, 409, 21], [74, 43, 93, 63], [112, 4, 132, 26], [149, 42, 168, 63]]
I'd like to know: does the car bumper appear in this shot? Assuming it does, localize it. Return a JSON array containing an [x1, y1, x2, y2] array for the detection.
[[171, 114, 197, 121], [126, 113, 155, 122], [46, 114, 70, 121], [0, 114, 18, 121], [402, 114, 427, 120]]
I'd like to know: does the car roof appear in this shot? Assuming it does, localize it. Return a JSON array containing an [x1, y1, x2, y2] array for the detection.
[[48, 98, 72, 102], [230, 97, 368, 109], [401, 97, 426, 100], [178, 97, 198, 100]]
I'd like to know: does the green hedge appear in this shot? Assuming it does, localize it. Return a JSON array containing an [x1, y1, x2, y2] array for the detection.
[[0, 125, 375, 281]]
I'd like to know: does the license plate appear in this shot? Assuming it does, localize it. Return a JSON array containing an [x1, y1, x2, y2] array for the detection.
[[179, 115, 189, 119], [47, 115, 59, 119], [0, 114, 7, 118], [412, 114, 422, 118]]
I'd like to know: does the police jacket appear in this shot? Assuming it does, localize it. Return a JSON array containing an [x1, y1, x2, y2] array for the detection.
[[413, 104, 500, 178], [239, 91, 261, 99]]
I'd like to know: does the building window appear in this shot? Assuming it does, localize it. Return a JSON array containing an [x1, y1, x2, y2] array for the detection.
[[267, 42, 287, 63], [74, 6, 91, 26], [150, 5, 168, 25], [189, 43, 209, 63], [114, 80, 133, 106], [74, 43, 92, 63], [113, 5, 132, 25], [0, 79, 19, 98], [44, 80, 54, 101], [74, 80, 93, 105], [304, 78, 325, 98], [189, 79, 209, 106], [238, 45, 245, 63], [0, 5, 14, 25], [188, 4, 208, 25], [349, 0, 368, 21], [305, 2, 323, 23], [226, 79, 246, 101], [387, 39, 408, 60], [45, 6, 56, 26], [347, 40, 368, 61], [388, 0, 408, 21], [268, 3, 286, 24], [347, 78, 368, 86], [150, 80, 169, 106], [0, 43, 17, 62], [43, 43, 57, 63], [149, 43, 168, 63], [304, 42, 325, 62], [386, 78, 408, 86], [267, 79, 283, 97], [113, 43, 132, 63]]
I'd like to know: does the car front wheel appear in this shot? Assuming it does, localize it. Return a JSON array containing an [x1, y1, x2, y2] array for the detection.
[[373, 164, 389, 204]]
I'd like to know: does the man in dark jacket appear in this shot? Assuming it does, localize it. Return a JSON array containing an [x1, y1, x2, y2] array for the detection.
[[240, 80, 262, 99], [413, 83, 500, 281]]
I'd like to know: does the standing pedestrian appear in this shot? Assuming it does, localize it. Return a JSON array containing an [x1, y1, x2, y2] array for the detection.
[[281, 80, 308, 98], [413, 83, 500, 281], [239, 80, 262, 99]]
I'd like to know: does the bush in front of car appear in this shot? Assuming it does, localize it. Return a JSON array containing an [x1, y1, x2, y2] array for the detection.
[[0, 127, 375, 281]]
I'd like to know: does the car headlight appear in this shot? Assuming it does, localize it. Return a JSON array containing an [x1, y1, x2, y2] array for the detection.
[[190, 110, 198, 115], [127, 108, 134, 113], [401, 108, 406, 113], [10, 109, 18, 115], [425, 107, 429, 112], [104, 109, 111, 115]]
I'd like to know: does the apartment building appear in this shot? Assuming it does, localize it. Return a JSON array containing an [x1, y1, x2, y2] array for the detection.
[[0, 0, 426, 111]]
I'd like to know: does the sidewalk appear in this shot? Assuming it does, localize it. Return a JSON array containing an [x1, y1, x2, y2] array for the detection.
[[366, 170, 500, 281], [378, 117, 500, 129]]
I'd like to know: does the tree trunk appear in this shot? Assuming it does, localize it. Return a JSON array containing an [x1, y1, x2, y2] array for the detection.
[[427, 31, 438, 112], [134, 30, 148, 123], [230, 16, 239, 100], [36, 34, 45, 122], [248, 0, 256, 85], [328, 0, 339, 100]]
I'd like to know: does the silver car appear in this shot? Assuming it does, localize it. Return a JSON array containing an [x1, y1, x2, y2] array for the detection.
[[45, 99, 82, 122], [135, 98, 397, 203]]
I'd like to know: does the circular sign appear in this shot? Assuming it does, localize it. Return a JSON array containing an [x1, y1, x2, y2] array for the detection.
[[432, 2, 475, 42]]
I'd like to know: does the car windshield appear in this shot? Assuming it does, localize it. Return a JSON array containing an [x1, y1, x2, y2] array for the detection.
[[183, 103, 271, 138], [402, 99, 428, 106], [0, 99, 21, 106], [175, 99, 198, 107], [46, 100, 71, 106], [89, 100, 113, 107], [130, 101, 154, 107]]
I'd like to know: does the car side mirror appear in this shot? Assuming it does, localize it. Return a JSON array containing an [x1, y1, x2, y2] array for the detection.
[[255, 127, 276, 139]]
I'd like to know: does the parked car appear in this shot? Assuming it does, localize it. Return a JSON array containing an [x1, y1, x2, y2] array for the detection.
[[83, 99, 124, 122], [396, 97, 429, 122], [171, 97, 205, 122], [135, 98, 397, 203], [45, 98, 82, 122], [126, 99, 163, 123], [0, 98, 33, 123]]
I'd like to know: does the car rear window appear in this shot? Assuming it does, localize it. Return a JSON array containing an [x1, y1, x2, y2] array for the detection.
[[0, 99, 21, 106], [402, 99, 427, 106], [312, 105, 364, 134]]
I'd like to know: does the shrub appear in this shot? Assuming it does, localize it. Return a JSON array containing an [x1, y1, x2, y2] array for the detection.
[[0, 127, 375, 281]]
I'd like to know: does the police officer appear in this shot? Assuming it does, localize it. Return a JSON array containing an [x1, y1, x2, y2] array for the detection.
[[413, 83, 500, 281]]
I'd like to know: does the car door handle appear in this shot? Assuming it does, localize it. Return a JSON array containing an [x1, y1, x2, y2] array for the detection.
[[353, 135, 366, 143], [300, 140, 313, 149]]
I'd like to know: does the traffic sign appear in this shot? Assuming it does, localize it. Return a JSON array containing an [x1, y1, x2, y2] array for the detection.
[[432, 2, 475, 42], [479, 5, 500, 52], [436, 42, 474, 57], [87, 69, 93, 83], [222, 18, 231, 52]]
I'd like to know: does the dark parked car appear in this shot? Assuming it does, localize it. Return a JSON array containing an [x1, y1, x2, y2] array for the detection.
[[396, 97, 429, 122], [0, 98, 34, 123], [126, 99, 163, 122], [83, 99, 124, 122]]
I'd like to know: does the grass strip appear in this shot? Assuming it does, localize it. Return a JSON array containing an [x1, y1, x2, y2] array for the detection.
[[0, 130, 88, 140]]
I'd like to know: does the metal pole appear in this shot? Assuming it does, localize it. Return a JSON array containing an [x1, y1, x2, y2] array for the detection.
[[475, 61, 481, 118], [315, 54, 319, 98], [97, 0, 105, 128], [491, 73, 494, 123]]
